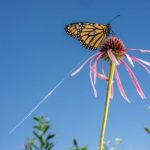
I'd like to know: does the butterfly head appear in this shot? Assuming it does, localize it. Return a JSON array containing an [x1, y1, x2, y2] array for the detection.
[[107, 24, 116, 36], [105, 24, 111, 36], [107, 15, 120, 36]]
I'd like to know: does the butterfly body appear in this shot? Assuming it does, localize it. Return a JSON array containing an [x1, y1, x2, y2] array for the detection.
[[65, 22, 111, 50]]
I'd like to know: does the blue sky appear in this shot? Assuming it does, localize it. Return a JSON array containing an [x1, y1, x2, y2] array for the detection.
[[0, 0, 150, 150]]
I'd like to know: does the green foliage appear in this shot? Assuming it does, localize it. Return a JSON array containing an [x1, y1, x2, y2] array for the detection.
[[23, 115, 121, 150], [24, 138, 36, 150], [144, 127, 150, 135], [24, 115, 55, 150], [70, 139, 88, 150]]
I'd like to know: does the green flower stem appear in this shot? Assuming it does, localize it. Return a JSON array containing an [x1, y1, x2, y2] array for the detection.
[[98, 61, 115, 150]]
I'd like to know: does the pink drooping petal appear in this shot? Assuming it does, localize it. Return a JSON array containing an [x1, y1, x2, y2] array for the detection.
[[93, 53, 103, 84], [71, 52, 102, 76], [132, 57, 150, 66], [89, 59, 99, 97], [89, 67, 97, 97], [107, 49, 119, 65], [96, 72, 108, 81], [90, 65, 108, 81], [131, 57, 150, 74], [90, 60, 97, 85], [121, 60, 146, 99], [89, 55, 109, 97], [115, 68, 130, 102], [93, 69, 97, 85], [89, 57, 108, 81], [95, 61, 108, 80], [125, 53, 134, 67], [101, 61, 106, 75], [110, 84, 114, 99], [127, 48, 150, 53]]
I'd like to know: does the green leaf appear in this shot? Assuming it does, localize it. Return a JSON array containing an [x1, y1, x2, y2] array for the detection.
[[144, 127, 150, 135], [33, 125, 42, 131], [45, 142, 54, 150], [42, 124, 49, 134], [38, 135, 45, 148], [73, 139, 78, 148], [33, 116, 41, 122], [80, 146, 88, 150], [46, 134, 55, 141], [25, 115, 55, 150], [25, 138, 36, 150], [71, 139, 88, 150], [33, 131, 40, 140], [32, 144, 40, 150]]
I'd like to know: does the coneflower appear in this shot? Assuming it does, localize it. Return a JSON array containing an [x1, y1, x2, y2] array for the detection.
[[71, 36, 150, 101], [71, 36, 150, 150]]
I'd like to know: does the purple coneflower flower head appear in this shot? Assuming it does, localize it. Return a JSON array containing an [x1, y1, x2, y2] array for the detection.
[[71, 36, 150, 102], [101, 36, 126, 63]]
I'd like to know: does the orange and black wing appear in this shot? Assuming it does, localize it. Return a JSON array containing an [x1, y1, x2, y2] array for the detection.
[[65, 22, 82, 39], [65, 22, 110, 50]]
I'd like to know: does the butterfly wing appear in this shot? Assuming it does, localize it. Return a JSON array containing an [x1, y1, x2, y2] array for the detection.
[[79, 23, 110, 50], [65, 22, 110, 50], [65, 22, 82, 39]]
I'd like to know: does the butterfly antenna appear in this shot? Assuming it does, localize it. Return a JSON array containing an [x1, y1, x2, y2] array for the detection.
[[110, 29, 115, 35], [108, 15, 120, 24]]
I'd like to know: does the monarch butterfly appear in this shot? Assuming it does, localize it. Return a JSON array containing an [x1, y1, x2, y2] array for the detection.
[[65, 15, 120, 50]]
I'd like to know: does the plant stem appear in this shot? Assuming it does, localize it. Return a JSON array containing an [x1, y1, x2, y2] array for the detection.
[[98, 61, 115, 150]]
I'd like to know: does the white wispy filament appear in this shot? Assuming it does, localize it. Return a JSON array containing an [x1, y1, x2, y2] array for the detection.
[[9, 51, 92, 134]]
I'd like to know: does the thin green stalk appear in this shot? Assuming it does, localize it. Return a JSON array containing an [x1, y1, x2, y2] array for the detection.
[[98, 61, 115, 150]]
